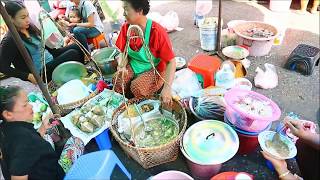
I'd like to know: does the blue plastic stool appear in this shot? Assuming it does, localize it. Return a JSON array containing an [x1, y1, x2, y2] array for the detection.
[[95, 128, 112, 150], [64, 150, 131, 180]]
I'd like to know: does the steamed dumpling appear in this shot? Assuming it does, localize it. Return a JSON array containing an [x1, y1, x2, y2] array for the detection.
[[80, 121, 94, 133], [89, 115, 104, 127], [92, 105, 104, 115]]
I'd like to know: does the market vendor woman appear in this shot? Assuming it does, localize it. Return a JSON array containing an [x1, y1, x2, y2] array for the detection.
[[114, 0, 176, 105], [0, 86, 84, 180], [0, 1, 84, 84]]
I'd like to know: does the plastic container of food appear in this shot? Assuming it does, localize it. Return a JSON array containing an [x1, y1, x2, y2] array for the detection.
[[233, 21, 278, 56], [181, 120, 239, 179], [225, 114, 271, 154], [224, 88, 281, 132]]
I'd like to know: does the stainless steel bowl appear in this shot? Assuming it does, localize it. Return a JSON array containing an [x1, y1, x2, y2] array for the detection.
[[92, 47, 120, 76]]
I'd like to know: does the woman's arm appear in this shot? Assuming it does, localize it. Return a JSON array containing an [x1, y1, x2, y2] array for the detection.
[[161, 59, 176, 105], [0, 34, 30, 81], [261, 151, 301, 180], [163, 59, 176, 90], [72, 14, 95, 28], [285, 119, 320, 150], [11, 175, 28, 180]]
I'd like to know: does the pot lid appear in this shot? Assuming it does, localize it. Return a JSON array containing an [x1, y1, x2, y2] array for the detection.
[[182, 120, 239, 165], [52, 61, 87, 86]]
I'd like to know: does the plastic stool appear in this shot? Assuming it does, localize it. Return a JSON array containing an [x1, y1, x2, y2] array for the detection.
[[95, 128, 112, 150], [64, 150, 131, 180], [87, 33, 109, 49], [188, 54, 221, 88]]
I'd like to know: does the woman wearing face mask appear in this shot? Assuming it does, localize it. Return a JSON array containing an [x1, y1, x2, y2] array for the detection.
[[0, 86, 84, 180], [0, 1, 84, 84], [113, 0, 176, 106]]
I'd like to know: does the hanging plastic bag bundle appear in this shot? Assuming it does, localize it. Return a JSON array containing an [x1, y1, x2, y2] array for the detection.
[[195, 0, 212, 16]]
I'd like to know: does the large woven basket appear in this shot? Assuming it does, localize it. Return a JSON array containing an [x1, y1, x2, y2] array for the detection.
[[110, 97, 187, 169], [48, 62, 101, 115]]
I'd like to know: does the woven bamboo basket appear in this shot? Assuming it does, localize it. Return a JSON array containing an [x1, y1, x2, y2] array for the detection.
[[110, 97, 187, 169], [48, 62, 101, 115]]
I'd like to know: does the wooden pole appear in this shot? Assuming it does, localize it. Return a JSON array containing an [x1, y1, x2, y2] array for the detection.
[[216, 0, 222, 52], [0, 2, 59, 114]]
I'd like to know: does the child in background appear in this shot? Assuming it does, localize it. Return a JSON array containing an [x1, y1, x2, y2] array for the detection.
[[58, 8, 82, 46]]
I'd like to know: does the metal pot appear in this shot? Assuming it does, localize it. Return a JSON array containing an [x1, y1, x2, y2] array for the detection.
[[92, 47, 120, 77], [180, 120, 239, 180]]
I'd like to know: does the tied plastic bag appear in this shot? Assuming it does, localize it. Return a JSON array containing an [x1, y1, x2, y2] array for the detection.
[[147, 11, 180, 32], [172, 68, 202, 99], [161, 11, 179, 32], [196, 0, 212, 16], [254, 63, 278, 89], [39, 11, 64, 49]]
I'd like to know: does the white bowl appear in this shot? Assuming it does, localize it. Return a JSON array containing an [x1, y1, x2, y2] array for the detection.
[[175, 57, 186, 69], [258, 131, 297, 160]]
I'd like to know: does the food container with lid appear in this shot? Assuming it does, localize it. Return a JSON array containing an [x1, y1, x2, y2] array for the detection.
[[181, 120, 239, 179]]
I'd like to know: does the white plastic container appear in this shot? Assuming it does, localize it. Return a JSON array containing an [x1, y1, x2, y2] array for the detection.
[[199, 18, 217, 51], [269, 0, 292, 12]]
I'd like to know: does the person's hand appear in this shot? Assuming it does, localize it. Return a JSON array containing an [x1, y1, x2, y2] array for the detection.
[[68, 22, 77, 27], [117, 66, 128, 76], [27, 74, 37, 84], [284, 118, 313, 139], [38, 114, 53, 137], [160, 86, 173, 107], [58, 14, 66, 20], [261, 151, 288, 174]]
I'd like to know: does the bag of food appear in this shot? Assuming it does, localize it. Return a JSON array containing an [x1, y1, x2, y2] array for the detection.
[[172, 68, 202, 99]]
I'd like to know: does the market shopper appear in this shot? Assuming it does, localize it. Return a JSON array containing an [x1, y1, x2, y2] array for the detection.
[[113, 0, 176, 105], [300, 0, 319, 14], [261, 119, 320, 180], [61, 0, 105, 51], [0, 1, 84, 84], [0, 86, 84, 180]]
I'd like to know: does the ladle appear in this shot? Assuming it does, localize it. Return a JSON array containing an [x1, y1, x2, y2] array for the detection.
[[134, 103, 153, 134]]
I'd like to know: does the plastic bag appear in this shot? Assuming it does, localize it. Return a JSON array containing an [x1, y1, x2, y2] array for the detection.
[[147, 11, 180, 32], [172, 68, 202, 99], [196, 0, 212, 16], [160, 11, 179, 32], [254, 63, 278, 89]]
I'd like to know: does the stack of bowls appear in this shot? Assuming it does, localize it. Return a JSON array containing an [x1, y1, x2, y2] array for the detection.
[[224, 88, 281, 154], [224, 113, 271, 154]]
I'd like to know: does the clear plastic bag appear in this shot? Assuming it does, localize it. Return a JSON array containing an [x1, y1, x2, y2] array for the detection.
[[254, 63, 278, 89], [172, 68, 202, 99], [147, 11, 180, 32]]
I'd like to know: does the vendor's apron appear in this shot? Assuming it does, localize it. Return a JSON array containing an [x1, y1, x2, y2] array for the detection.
[[128, 19, 160, 77]]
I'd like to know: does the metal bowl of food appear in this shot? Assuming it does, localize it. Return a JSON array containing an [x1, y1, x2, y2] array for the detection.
[[92, 47, 120, 77]]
